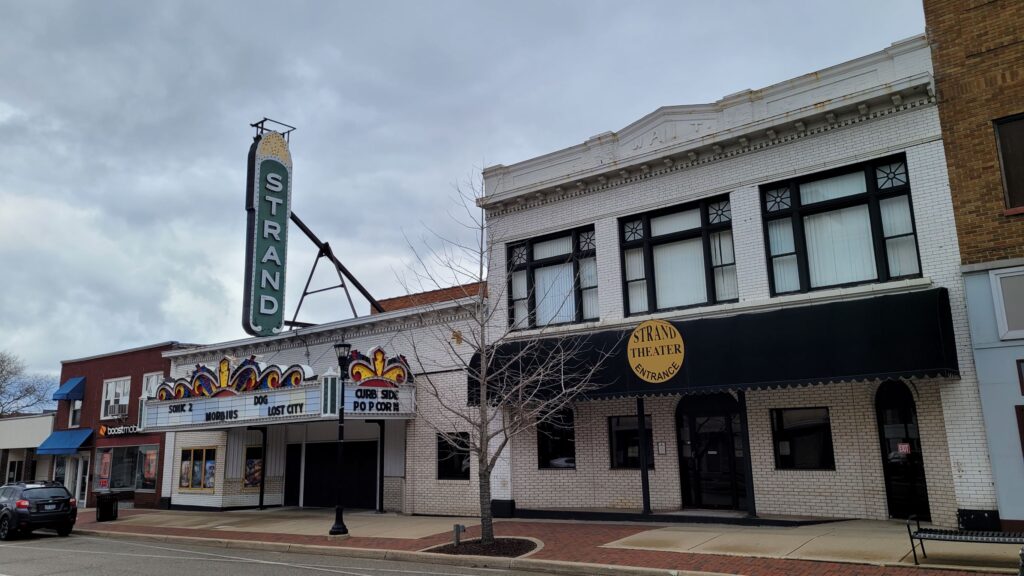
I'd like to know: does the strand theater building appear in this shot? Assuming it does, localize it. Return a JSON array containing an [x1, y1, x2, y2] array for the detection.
[[141, 300, 466, 512]]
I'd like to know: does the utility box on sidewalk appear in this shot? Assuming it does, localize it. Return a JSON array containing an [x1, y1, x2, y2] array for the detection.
[[96, 492, 119, 522]]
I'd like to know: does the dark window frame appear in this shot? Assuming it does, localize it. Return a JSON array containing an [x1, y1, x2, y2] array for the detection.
[[761, 154, 923, 296], [618, 195, 737, 316], [770, 407, 836, 471], [537, 409, 576, 469], [507, 226, 597, 329], [995, 112, 1024, 210], [1016, 406, 1024, 461], [1018, 359, 1024, 396], [608, 414, 654, 470], [436, 432, 471, 481]]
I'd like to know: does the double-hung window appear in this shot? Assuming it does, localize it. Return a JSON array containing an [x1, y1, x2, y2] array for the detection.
[[508, 226, 597, 328], [102, 377, 131, 419], [620, 196, 737, 315], [763, 154, 921, 295]]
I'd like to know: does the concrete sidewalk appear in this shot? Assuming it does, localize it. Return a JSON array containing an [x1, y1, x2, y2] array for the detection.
[[73, 508, 1021, 576]]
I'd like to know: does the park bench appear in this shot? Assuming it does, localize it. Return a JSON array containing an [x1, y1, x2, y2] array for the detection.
[[906, 515, 1024, 566]]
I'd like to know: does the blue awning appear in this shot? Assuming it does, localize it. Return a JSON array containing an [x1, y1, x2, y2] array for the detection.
[[37, 428, 92, 455], [52, 377, 86, 401]]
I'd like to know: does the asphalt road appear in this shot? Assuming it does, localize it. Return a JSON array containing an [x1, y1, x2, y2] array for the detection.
[[0, 531, 557, 576]]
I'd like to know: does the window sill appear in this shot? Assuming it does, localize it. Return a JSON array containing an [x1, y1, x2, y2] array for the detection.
[[1004, 206, 1024, 216]]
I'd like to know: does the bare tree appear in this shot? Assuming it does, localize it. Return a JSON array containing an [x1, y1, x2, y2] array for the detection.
[[398, 175, 616, 546], [0, 351, 56, 417]]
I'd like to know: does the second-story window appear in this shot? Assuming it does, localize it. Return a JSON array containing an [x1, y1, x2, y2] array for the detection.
[[620, 195, 737, 315], [102, 377, 131, 419], [69, 400, 82, 427], [995, 113, 1024, 209], [508, 226, 597, 329], [762, 154, 921, 295]]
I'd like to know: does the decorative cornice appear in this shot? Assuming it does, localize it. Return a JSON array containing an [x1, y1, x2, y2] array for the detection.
[[485, 92, 935, 218]]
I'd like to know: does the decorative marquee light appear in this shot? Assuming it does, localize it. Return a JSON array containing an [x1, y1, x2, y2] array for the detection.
[[153, 356, 315, 401], [348, 347, 413, 388]]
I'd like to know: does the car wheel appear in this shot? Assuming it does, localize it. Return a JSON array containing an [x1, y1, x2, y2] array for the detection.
[[0, 515, 14, 541], [56, 524, 72, 537]]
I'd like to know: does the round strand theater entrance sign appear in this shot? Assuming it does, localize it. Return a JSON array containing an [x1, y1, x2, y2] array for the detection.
[[628, 319, 685, 384]]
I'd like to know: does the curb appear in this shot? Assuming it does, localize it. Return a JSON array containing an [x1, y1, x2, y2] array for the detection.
[[75, 529, 709, 576]]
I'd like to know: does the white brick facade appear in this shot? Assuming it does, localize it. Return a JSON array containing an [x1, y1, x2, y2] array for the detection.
[[481, 36, 996, 525]]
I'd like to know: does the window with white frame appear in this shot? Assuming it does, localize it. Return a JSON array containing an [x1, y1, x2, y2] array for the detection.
[[620, 195, 737, 315], [102, 377, 131, 419], [69, 400, 82, 427], [762, 154, 921, 295], [142, 372, 164, 398], [321, 373, 339, 415], [507, 226, 598, 328], [991, 266, 1024, 340]]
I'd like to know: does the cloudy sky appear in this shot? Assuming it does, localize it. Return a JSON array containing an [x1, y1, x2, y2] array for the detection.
[[0, 1, 926, 374]]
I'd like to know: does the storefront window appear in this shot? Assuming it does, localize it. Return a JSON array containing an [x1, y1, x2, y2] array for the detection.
[[609, 415, 654, 469], [179, 448, 216, 489], [537, 409, 576, 469], [243, 446, 263, 489], [437, 433, 470, 480], [96, 445, 159, 491], [771, 408, 835, 470]]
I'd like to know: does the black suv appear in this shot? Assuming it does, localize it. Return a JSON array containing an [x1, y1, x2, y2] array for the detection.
[[0, 482, 77, 539]]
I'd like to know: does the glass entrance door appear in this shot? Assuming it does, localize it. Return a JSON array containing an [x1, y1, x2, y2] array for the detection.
[[875, 381, 930, 520], [75, 457, 90, 507], [677, 393, 747, 511]]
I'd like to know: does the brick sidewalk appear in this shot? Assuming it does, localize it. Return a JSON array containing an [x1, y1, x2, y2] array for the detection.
[[74, 510, 1005, 576]]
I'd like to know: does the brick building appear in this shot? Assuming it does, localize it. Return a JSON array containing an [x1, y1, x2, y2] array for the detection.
[[924, 0, 1024, 530], [478, 35, 995, 527], [42, 342, 178, 508]]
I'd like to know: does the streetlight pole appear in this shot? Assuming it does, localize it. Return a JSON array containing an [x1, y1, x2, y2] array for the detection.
[[330, 341, 352, 536]]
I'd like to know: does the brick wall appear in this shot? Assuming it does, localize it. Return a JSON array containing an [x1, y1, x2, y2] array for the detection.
[[747, 382, 957, 527], [375, 283, 485, 313], [403, 370, 480, 517], [924, 0, 1024, 264], [383, 476, 404, 512], [510, 396, 680, 511]]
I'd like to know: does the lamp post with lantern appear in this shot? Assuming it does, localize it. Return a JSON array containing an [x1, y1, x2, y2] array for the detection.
[[329, 341, 352, 536]]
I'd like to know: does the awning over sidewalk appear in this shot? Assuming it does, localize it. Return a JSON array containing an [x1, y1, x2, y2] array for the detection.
[[470, 288, 959, 400], [52, 376, 86, 401], [37, 428, 92, 455]]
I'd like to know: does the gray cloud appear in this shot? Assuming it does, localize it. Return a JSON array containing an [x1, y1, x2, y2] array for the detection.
[[0, 0, 926, 372]]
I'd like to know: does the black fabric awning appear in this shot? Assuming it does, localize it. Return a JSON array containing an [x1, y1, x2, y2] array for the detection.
[[470, 288, 959, 400]]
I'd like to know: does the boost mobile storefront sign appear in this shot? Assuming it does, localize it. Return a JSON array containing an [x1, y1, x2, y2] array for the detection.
[[243, 131, 292, 337]]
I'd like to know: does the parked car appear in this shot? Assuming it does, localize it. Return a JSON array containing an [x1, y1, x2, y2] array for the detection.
[[0, 482, 77, 540]]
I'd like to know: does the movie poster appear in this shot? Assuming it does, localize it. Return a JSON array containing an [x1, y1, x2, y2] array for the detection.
[[243, 446, 263, 488]]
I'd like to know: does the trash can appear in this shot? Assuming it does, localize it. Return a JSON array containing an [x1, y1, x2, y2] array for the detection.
[[96, 492, 119, 522]]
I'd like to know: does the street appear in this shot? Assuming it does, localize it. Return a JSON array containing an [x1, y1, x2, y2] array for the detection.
[[0, 532, 556, 576]]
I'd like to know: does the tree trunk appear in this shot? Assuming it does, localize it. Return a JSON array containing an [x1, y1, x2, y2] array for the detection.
[[478, 464, 494, 545]]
